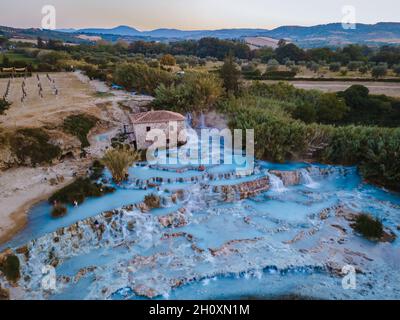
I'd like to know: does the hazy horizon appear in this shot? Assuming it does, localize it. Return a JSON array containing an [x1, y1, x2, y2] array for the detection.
[[0, 0, 399, 30]]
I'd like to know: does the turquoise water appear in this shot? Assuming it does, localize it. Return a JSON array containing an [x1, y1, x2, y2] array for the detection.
[[2, 156, 400, 300]]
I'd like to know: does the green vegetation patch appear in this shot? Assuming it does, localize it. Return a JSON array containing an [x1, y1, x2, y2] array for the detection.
[[89, 160, 105, 181], [48, 177, 115, 206], [352, 214, 384, 240], [9, 128, 62, 166], [51, 205, 67, 218], [63, 114, 98, 148], [0, 98, 11, 115], [0, 254, 21, 283], [113, 62, 174, 95], [224, 85, 400, 192]]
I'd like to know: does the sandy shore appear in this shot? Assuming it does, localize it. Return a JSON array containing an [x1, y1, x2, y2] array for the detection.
[[0, 160, 86, 245], [0, 71, 155, 246], [0, 121, 126, 246]]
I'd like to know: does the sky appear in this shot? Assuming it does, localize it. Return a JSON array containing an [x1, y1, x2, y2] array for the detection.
[[0, 0, 399, 30]]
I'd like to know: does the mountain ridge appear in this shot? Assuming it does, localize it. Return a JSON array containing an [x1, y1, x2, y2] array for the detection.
[[2, 22, 400, 48], [55, 22, 400, 47]]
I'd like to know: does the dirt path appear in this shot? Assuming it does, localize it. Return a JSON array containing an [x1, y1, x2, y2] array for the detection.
[[262, 80, 400, 97]]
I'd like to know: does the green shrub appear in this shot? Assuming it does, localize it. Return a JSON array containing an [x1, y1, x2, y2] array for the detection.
[[352, 214, 384, 240], [0, 254, 20, 283], [153, 71, 223, 113], [89, 160, 105, 180], [113, 62, 174, 95], [144, 194, 161, 209], [63, 114, 98, 148], [329, 62, 341, 72], [51, 205, 67, 218], [223, 90, 400, 191], [49, 178, 115, 206], [372, 65, 387, 78], [0, 98, 11, 115], [263, 70, 297, 79], [9, 128, 61, 165]]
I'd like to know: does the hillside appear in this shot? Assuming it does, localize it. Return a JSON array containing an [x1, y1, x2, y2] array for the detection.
[[57, 22, 400, 47]]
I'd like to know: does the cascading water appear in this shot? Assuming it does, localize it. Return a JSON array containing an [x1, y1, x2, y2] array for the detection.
[[1, 120, 400, 300], [300, 169, 320, 189], [266, 171, 287, 193], [199, 113, 206, 129]]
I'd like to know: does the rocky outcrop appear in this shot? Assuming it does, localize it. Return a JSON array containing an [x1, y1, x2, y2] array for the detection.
[[158, 208, 188, 228], [133, 284, 158, 299], [213, 177, 270, 201], [208, 238, 262, 257], [335, 206, 397, 243]]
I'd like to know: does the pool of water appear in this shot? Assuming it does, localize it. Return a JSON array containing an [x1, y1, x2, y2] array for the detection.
[[2, 158, 400, 300]]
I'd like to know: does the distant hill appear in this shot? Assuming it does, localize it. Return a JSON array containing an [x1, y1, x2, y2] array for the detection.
[[75, 25, 142, 36], [266, 22, 400, 47], [59, 22, 400, 47], [61, 26, 271, 40], [2, 22, 400, 48], [0, 25, 88, 44]]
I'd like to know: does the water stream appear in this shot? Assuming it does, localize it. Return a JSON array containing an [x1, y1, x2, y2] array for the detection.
[[1, 125, 400, 300]]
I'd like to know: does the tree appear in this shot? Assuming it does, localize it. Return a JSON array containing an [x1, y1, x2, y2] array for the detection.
[[347, 61, 363, 71], [266, 59, 280, 72], [0, 36, 8, 47], [329, 62, 341, 72], [371, 65, 388, 78], [278, 39, 287, 47], [220, 54, 241, 94], [37, 37, 45, 49], [37, 51, 70, 65], [342, 85, 370, 108], [275, 43, 306, 63], [160, 54, 176, 66], [0, 98, 11, 115], [393, 64, 400, 76], [256, 47, 275, 63], [315, 93, 348, 123], [293, 102, 317, 124], [307, 47, 335, 63], [113, 62, 174, 94], [308, 62, 320, 73], [153, 72, 223, 113], [101, 146, 141, 184], [241, 63, 261, 79], [359, 66, 368, 74]]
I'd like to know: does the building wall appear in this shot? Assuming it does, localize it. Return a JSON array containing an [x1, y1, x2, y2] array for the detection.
[[133, 120, 186, 150]]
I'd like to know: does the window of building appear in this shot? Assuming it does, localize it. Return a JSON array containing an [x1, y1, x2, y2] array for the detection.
[[146, 126, 151, 132]]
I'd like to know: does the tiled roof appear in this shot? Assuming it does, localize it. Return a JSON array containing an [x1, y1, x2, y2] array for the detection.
[[131, 110, 185, 124]]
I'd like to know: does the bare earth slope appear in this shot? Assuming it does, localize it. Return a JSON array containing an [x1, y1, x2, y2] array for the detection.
[[0, 71, 153, 244]]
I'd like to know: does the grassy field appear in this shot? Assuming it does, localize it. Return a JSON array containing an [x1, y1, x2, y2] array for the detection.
[[257, 80, 400, 97], [1, 52, 38, 67], [0, 72, 99, 128]]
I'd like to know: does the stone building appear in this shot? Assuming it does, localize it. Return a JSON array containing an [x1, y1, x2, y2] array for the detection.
[[129, 110, 187, 150]]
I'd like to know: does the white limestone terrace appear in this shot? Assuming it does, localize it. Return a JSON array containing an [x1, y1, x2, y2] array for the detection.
[[0, 159, 399, 300]]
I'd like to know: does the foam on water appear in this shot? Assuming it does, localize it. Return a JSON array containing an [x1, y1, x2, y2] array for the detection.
[[266, 171, 288, 193], [2, 146, 400, 300]]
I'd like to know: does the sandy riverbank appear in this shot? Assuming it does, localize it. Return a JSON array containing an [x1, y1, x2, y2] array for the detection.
[[0, 71, 154, 246], [0, 159, 89, 245]]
